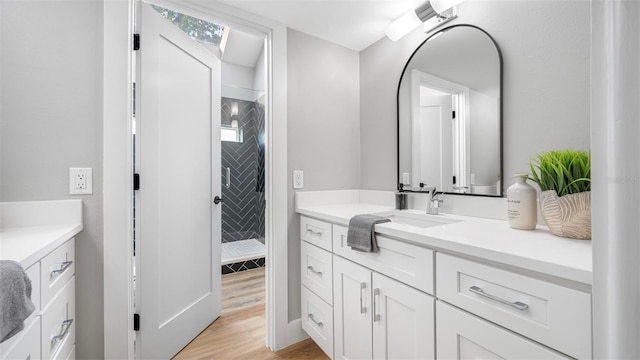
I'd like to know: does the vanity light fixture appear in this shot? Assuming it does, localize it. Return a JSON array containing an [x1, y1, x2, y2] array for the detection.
[[385, 0, 465, 41], [231, 102, 239, 128]]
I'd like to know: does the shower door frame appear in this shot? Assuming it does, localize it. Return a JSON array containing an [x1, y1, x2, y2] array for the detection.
[[103, 0, 292, 357]]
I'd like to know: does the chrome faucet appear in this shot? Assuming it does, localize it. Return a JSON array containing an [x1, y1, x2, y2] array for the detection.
[[425, 188, 443, 215]]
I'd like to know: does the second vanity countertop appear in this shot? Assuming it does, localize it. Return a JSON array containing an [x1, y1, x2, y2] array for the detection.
[[0, 200, 83, 269], [296, 199, 592, 286]]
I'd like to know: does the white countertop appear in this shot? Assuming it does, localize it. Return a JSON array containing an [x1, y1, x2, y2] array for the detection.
[[0, 200, 83, 269], [0, 224, 83, 268], [296, 202, 592, 285]]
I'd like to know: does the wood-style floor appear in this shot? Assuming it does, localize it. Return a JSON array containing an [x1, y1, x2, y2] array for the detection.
[[173, 267, 329, 360]]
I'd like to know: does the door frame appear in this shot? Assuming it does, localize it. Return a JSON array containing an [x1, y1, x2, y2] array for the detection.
[[103, 0, 290, 357]]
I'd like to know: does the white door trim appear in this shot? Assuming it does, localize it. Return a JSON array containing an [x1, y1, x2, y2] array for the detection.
[[103, 0, 290, 357], [103, 1, 135, 359]]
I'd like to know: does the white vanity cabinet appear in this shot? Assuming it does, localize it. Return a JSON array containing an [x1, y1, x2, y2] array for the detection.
[[298, 209, 592, 360], [0, 200, 81, 360], [0, 238, 76, 360], [436, 301, 569, 360], [300, 217, 335, 358], [333, 255, 435, 360], [300, 216, 435, 360], [436, 252, 591, 359]]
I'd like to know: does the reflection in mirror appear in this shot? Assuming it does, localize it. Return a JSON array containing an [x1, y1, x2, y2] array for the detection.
[[398, 25, 502, 196]]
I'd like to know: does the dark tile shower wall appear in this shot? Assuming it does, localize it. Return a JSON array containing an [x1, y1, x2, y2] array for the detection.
[[221, 96, 266, 245]]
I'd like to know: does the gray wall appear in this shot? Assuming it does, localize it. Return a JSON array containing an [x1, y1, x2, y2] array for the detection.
[[0, 1, 104, 358], [287, 29, 361, 320], [360, 0, 591, 191]]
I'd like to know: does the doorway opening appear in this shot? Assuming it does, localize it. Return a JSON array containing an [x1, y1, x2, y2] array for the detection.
[[220, 87, 266, 274]]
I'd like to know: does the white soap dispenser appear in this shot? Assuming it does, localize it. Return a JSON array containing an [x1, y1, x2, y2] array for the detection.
[[507, 173, 537, 230]]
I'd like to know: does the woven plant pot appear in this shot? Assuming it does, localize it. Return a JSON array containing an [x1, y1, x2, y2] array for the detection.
[[539, 190, 591, 240]]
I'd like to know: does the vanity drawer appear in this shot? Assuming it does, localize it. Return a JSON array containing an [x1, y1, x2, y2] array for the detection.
[[301, 286, 334, 359], [333, 225, 434, 295], [0, 317, 41, 360], [301, 241, 333, 305], [436, 253, 591, 359], [300, 216, 332, 251], [41, 239, 75, 307], [42, 278, 75, 360], [436, 301, 569, 360]]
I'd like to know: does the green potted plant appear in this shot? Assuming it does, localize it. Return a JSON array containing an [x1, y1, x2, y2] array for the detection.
[[528, 150, 591, 240]]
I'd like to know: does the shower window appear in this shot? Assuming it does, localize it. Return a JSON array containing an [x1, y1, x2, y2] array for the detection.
[[221, 127, 243, 143]]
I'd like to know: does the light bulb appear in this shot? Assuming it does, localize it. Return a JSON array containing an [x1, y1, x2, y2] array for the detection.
[[385, 10, 422, 42]]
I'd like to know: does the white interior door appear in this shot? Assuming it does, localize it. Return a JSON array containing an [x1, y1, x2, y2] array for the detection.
[[135, 3, 222, 359], [414, 95, 454, 191]]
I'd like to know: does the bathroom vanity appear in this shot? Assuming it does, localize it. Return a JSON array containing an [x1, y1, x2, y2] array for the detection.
[[296, 190, 592, 359], [0, 200, 82, 360]]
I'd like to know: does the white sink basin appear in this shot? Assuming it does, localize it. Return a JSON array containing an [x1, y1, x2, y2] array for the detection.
[[376, 211, 461, 229]]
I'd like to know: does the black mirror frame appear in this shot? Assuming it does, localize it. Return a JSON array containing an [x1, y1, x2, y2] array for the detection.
[[396, 24, 504, 197]]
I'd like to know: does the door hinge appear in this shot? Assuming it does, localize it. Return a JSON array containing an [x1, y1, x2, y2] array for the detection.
[[452, 110, 456, 119], [133, 34, 140, 51], [134, 313, 140, 331], [134, 173, 140, 190]]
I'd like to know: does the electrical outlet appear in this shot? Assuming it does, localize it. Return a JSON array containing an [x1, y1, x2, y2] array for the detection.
[[402, 172, 410, 185], [70, 168, 93, 195], [470, 173, 476, 185], [293, 170, 304, 189]]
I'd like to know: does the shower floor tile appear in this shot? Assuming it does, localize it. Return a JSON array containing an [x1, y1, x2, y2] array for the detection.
[[221, 238, 265, 265]]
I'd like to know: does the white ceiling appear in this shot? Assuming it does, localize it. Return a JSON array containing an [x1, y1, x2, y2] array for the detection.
[[217, 0, 426, 51]]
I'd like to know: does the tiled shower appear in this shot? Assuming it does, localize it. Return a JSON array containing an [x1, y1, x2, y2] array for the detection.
[[220, 94, 266, 274]]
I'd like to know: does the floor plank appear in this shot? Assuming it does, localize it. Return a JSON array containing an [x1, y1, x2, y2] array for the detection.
[[173, 268, 328, 360]]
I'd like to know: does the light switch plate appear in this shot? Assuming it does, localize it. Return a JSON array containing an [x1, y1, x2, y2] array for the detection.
[[293, 170, 304, 189], [70, 167, 93, 195]]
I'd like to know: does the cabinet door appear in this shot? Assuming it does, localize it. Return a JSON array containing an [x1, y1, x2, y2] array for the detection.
[[436, 302, 570, 360], [333, 256, 372, 360], [372, 273, 435, 360]]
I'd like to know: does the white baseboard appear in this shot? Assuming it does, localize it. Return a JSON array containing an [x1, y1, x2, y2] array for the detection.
[[287, 318, 309, 346]]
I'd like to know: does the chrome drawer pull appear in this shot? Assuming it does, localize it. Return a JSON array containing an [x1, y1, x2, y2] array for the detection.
[[51, 319, 74, 345], [373, 288, 381, 322], [469, 285, 529, 311], [306, 227, 323, 236], [308, 313, 323, 328], [50, 261, 73, 279], [360, 282, 367, 314], [307, 265, 323, 276]]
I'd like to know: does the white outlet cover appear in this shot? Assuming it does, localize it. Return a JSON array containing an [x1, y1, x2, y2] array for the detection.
[[70, 167, 93, 195], [402, 172, 410, 185], [293, 170, 304, 189]]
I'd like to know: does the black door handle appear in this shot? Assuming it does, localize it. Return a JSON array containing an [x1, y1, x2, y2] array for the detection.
[[213, 196, 224, 205]]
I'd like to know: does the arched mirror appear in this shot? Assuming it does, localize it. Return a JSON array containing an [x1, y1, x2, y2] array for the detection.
[[397, 24, 503, 196]]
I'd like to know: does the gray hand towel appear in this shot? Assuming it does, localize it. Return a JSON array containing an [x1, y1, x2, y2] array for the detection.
[[0, 260, 36, 343], [347, 214, 391, 253]]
